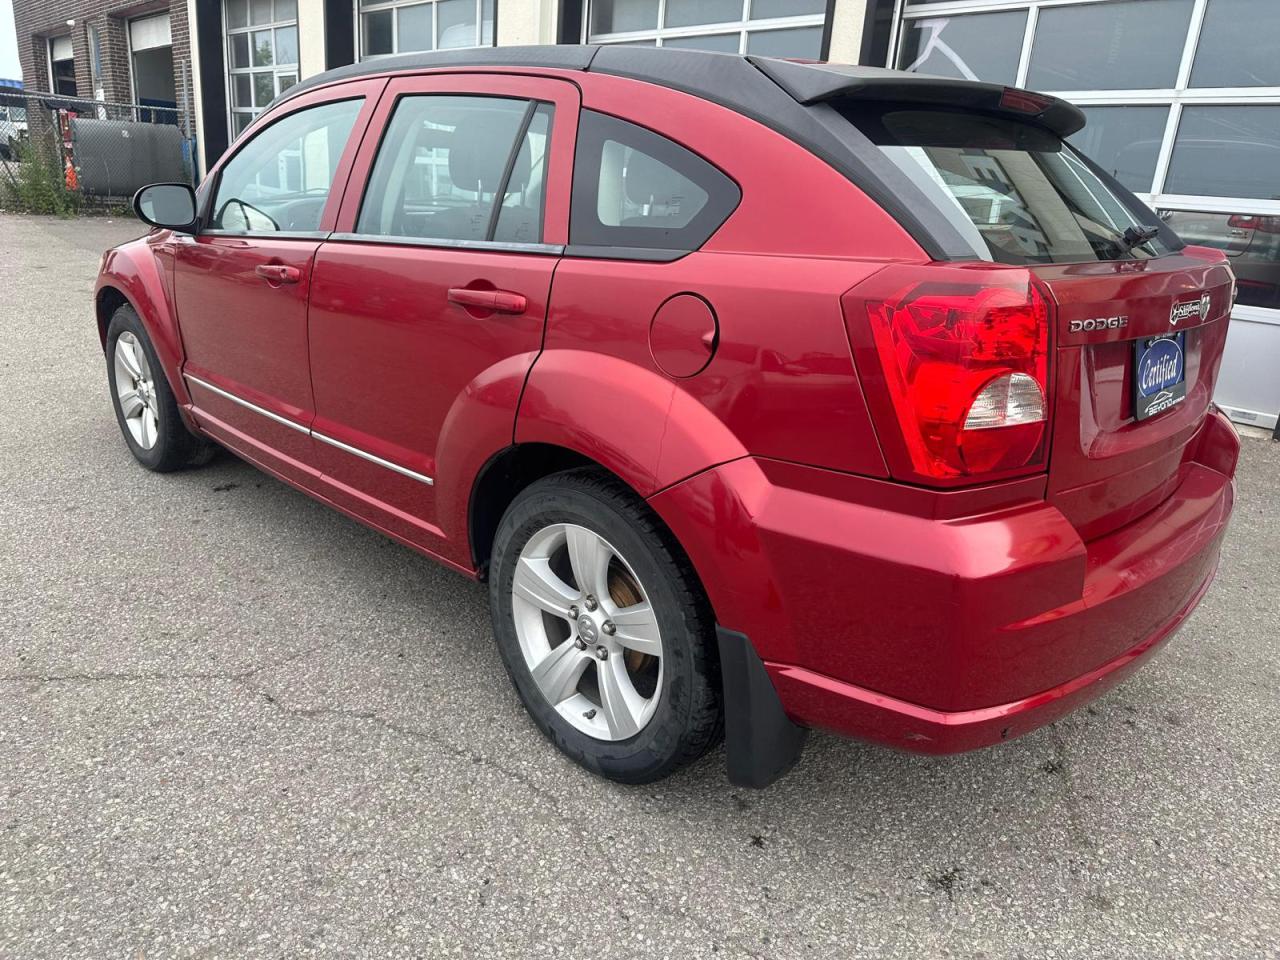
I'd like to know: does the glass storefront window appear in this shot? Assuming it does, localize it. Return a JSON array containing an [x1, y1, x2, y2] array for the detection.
[[225, 0, 298, 135], [588, 0, 825, 56], [358, 0, 494, 58], [745, 26, 823, 58], [752, 0, 824, 15], [1161, 209, 1280, 309], [662, 33, 739, 52], [1027, 0, 1194, 91], [591, 0, 660, 34], [1190, 0, 1280, 88], [897, 12, 1026, 87], [665, 0, 739, 29], [1165, 106, 1280, 200], [1069, 106, 1169, 194]]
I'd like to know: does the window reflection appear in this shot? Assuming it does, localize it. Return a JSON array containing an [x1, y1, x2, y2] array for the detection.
[[1161, 209, 1280, 310], [897, 13, 1025, 86]]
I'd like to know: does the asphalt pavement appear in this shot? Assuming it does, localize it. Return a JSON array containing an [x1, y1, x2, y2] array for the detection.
[[1, 212, 1277, 959]]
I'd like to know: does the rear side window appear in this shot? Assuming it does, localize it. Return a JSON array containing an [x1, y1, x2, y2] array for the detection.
[[570, 110, 739, 252], [843, 105, 1175, 265], [356, 95, 553, 244]]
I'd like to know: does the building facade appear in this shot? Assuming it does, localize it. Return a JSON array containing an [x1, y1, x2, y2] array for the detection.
[[11, 0, 1277, 426]]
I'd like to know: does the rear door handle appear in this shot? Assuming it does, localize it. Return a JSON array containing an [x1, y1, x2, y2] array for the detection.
[[447, 287, 527, 315], [255, 263, 301, 284]]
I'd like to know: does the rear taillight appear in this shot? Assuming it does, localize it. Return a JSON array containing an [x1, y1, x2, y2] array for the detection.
[[844, 266, 1052, 483]]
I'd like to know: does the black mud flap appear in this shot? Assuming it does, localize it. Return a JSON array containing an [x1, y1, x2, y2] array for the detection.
[[717, 627, 809, 788]]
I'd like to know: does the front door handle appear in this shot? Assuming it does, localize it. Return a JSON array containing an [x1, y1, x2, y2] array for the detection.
[[447, 287, 527, 315], [255, 263, 301, 285]]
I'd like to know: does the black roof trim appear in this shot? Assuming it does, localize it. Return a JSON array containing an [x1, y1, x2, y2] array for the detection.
[[275, 45, 600, 105], [749, 57, 1087, 137]]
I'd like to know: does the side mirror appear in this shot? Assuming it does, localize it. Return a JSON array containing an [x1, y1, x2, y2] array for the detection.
[[133, 182, 198, 232]]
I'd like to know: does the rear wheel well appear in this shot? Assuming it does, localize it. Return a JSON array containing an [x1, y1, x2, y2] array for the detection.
[[96, 287, 129, 348], [470, 443, 595, 576]]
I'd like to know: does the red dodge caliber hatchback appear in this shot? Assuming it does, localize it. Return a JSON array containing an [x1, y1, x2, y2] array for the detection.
[[97, 47, 1238, 786]]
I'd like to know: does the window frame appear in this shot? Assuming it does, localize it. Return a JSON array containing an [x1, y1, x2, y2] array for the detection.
[[567, 108, 742, 259], [199, 80, 386, 240], [331, 73, 582, 256], [581, 0, 828, 58], [348, 93, 555, 248], [892, 0, 1280, 326], [48, 35, 76, 97]]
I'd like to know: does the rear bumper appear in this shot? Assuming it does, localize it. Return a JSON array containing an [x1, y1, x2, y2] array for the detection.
[[649, 408, 1237, 754], [765, 556, 1217, 753]]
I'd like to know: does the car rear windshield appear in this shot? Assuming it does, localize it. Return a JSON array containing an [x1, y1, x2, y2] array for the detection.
[[841, 105, 1175, 265]]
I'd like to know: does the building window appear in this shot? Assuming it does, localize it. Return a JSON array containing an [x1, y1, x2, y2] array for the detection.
[[584, 0, 826, 59], [129, 14, 177, 110], [49, 35, 76, 96], [897, 11, 1026, 86], [358, 0, 495, 58], [224, 0, 300, 137]]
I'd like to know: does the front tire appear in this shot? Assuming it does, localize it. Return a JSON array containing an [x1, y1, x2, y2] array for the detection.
[[105, 305, 214, 472], [489, 469, 722, 784]]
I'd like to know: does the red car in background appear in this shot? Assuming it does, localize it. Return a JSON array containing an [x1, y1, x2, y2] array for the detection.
[[95, 47, 1238, 787]]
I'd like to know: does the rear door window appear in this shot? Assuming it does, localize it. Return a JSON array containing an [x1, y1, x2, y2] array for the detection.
[[570, 110, 739, 252], [842, 105, 1175, 265], [356, 95, 554, 244]]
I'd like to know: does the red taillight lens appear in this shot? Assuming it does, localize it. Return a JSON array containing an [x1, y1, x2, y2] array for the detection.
[[860, 275, 1050, 480]]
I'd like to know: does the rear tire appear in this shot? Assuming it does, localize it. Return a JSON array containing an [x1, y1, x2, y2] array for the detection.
[[489, 469, 722, 784], [105, 305, 216, 472]]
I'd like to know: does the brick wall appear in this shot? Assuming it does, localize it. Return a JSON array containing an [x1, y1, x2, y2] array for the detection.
[[12, 0, 195, 106]]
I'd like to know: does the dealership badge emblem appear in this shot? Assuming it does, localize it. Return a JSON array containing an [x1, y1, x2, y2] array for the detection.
[[1170, 292, 1211, 326]]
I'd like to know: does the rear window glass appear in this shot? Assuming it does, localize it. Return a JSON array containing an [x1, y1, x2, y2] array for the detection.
[[843, 106, 1175, 265]]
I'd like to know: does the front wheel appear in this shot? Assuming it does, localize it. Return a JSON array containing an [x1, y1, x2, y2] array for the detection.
[[105, 305, 215, 472], [489, 469, 722, 784]]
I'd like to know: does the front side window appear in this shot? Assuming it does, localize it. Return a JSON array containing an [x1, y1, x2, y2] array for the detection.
[[570, 111, 739, 252], [845, 105, 1175, 265], [210, 98, 362, 233], [356, 95, 552, 243]]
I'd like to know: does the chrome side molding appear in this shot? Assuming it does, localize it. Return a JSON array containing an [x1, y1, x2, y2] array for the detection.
[[184, 374, 434, 486]]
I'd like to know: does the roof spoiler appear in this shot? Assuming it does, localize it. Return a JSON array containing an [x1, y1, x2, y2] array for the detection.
[[749, 58, 1087, 138]]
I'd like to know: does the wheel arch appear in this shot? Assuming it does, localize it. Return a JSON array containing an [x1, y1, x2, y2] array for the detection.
[[95, 244, 191, 408], [468, 443, 723, 624]]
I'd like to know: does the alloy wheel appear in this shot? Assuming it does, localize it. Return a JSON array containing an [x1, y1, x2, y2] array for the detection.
[[113, 331, 160, 450], [511, 523, 664, 741]]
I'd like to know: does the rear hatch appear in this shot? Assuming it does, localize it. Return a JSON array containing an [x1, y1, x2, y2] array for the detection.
[[831, 95, 1235, 538], [1037, 251, 1233, 540]]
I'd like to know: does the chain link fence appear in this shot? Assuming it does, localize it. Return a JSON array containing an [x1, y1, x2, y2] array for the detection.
[[1, 89, 197, 213]]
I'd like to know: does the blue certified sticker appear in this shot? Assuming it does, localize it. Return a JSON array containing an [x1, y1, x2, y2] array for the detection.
[[1132, 332, 1187, 421], [1136, 336, 1184, 398]]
